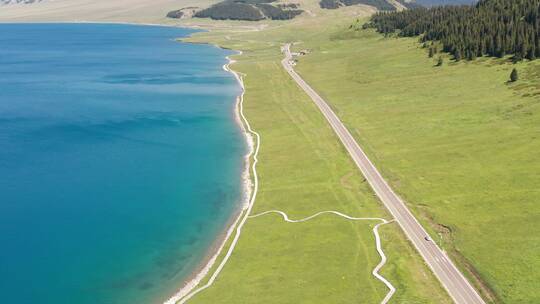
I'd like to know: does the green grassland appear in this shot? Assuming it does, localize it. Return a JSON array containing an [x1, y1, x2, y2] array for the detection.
[[290, 20, 540, 303], [179, 2, 540, 303], [182, 16, 451, 303]]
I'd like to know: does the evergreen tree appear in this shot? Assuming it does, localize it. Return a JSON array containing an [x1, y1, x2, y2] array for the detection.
[[455, 49, 463, 61], [510, 68, 519, 82], [437, 56, 444, 66], [321, 0, 396, 10]]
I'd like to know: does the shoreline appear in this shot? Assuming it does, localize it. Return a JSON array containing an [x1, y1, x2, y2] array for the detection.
[[0, 20, 253, 304], [163, 51, 259, 304], [0, 20, 212, 31]]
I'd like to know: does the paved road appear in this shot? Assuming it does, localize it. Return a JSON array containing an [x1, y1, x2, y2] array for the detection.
[[282, 44, 485, 304]]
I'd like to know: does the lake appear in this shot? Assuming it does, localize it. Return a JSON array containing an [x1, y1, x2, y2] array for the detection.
[[0, 23, 245, 304]]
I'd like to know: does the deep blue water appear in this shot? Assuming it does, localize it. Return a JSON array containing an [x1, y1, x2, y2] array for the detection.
[[0, 23, 245, 304]]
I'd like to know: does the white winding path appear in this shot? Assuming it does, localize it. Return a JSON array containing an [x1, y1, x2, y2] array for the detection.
[[168, 52, 397, 304], [249, 210, 396, 304]]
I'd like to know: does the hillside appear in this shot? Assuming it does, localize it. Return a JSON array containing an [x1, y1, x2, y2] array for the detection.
[[289, 16, 540, 303], [193, 0, 303, 21], [0, 0, 218, 23], [319, 0, 395, 10], [318, 0, 473, 11], [365, 0, 540, 62]]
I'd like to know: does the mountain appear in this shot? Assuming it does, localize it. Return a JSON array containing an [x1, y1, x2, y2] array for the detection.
[[319, 0, 476, 11], [0, 0, 213, 22], [1, 0, 42, 4]]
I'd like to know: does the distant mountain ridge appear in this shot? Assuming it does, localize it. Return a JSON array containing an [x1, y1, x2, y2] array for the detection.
[[1, 0, 43, 4], [319, 0, 477, 11]]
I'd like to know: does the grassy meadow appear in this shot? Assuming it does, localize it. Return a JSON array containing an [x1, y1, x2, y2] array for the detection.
[[292, 19, 540, 303], [178, 2, 540, 303], [183, 17, 451, 303]]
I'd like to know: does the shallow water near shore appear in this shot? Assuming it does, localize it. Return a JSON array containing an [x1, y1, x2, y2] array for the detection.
[[0, 23, 245, 304]]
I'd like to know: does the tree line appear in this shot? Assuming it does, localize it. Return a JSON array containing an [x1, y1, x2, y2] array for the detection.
[[364, 0, 540, 61], [415, 0, 477, 6], [319, 0, 397, 11]]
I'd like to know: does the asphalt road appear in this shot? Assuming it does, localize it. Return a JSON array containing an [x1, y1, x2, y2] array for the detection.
[[282, 44, 486, 304]]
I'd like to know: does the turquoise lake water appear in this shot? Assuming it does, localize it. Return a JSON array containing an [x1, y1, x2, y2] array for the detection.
[[0, 23, 245, 304]]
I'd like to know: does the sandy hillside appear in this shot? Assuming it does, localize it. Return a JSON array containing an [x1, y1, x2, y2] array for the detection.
[[0, 0, 218, 23], [0, 0, 379, 26]]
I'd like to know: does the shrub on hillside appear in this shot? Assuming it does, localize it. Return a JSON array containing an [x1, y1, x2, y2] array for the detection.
[[510, 68, 519, 82]]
